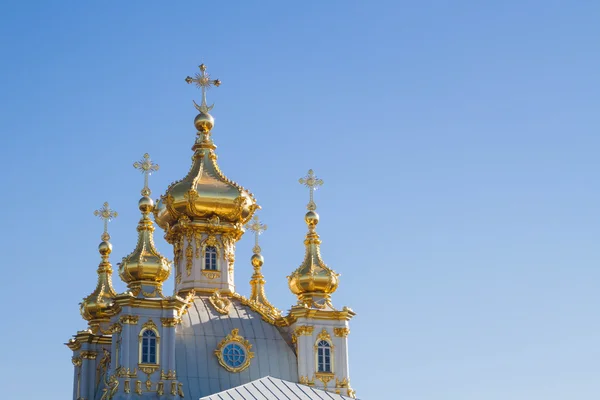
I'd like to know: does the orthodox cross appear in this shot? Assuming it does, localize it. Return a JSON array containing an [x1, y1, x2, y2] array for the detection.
[[94, 202, 118, 241], [133, 153, 159, 196], [245, 215, 267, 254], [299, 169, 324, 211], [185, 64, 221, 113]]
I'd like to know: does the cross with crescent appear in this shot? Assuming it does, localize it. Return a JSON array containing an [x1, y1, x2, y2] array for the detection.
[[133, 153, 159, 196], [245, 215, 267, 254], [94, 202, 118, 241], [299, 169, 324, 211], [185, 63, 221, 113]]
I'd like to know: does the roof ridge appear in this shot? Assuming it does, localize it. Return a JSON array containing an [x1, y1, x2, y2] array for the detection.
[[199, 376, 357, 400]]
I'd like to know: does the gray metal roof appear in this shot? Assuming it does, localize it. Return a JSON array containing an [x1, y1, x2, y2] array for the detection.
[[175, 296, 298, 399], [199, 376, 357, 400]]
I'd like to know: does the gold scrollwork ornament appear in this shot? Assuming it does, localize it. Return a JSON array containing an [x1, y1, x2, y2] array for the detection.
[[299, 375, 314, 385], [316, 372, 334, 388], [209, 290, 231, 315], [317, 328, 332, 341], [142, 319, 158, 330], [80, 350, 98, 360], [161, 317, 180, 327], [333, 327, 350, 337], [120, 315, 139, 325], [161, 370, 177, 380], [295, 325, 314, 336], [202, 269, 221, 279]]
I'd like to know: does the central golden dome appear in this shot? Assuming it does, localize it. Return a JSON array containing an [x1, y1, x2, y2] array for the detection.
[[154, 112, 258, 232]]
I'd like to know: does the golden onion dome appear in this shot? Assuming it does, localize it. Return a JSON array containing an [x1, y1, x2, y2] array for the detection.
[[81, 203, 119, 322], [288, 210, 339, 301], [119, 196, 171, 290], [154, 111, 258, 231], [80, 241, 117, 321]]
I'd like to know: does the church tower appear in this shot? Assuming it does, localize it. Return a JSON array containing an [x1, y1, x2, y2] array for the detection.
[[66, 63, 357, 400], [287, 170, 356, 397], [69, 203, 118, 400], [154, 64, 258, 297]]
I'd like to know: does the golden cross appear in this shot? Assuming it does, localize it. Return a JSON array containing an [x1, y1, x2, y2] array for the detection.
[[185, 63, 221, 113], [299, 169, 324, 211], [94, 202, 118, 241], [133, 153, 159, 196], [245, 215, 267, 254]]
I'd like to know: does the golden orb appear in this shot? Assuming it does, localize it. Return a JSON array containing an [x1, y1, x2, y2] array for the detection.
[[251, 253, 264, 268], [98, 241, 112, 255], [305, 210, 319, 227], [138, 196, 154, 213], [194, 112, 214, 132]]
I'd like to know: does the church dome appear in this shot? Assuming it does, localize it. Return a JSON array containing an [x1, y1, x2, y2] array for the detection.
[[119, 196, 171, 287], [288, 210, 339, 299], [80, 202, 119, 324], [175, 295, 297, 399], [80, 240, 117, 322], [154, 112, 258, 232]]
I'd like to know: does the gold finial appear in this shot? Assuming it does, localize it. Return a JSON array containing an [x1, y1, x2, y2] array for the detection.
[[133, 153, 159, 196], [94, 202, 118, 241], [244, 215, 278, 315], [299, 169, 324, 211], [185, 63, 221, 114], [245, 215, 267, 254]]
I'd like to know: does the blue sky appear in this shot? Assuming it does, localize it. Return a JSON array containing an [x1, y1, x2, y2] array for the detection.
[[1, 1, 599, 399]]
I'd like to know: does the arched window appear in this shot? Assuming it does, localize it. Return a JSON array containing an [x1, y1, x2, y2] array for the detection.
[[141, 330, 157, 364], [205, 246, 217, 270], [317, 340, 332, 373]]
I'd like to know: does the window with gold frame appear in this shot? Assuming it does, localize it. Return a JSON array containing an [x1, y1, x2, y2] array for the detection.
[[138, 320, 160, 366]]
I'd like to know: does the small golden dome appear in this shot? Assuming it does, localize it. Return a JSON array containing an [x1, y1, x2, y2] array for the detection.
[[81, 202, 118, 323], [154, 114, 258, 232], [288, 210, 339, 302], [119, 196, 171, 288], [80, 241, 117, 322]]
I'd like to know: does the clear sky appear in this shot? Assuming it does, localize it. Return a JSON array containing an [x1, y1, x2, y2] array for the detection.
[[1, 1, 599, 399]]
